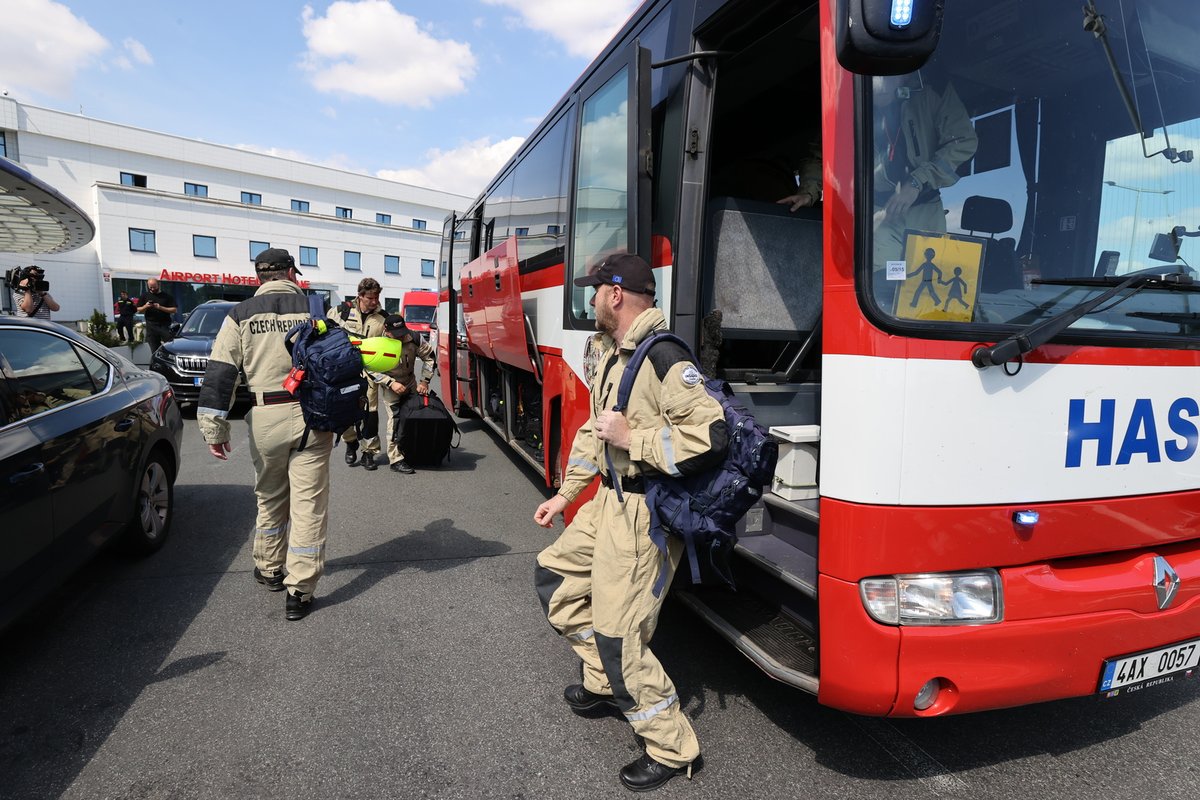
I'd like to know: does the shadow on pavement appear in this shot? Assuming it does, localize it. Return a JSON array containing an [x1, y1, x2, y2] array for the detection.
[[319, 518, 511, 611], [0, 482, 254, 800]]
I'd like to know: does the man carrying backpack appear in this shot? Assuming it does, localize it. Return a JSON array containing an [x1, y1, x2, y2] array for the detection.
[[197, 248, 332, 622], [329, 277, 387, 470], [532, 253, 728, 793], [369, 313, 436, 474]]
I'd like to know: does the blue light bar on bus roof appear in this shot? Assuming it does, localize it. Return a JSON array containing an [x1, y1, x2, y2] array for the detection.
[[890, 0, 915, 28]]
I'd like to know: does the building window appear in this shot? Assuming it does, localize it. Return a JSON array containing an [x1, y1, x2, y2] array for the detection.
[[183, 182, 208, 197], [421, 258, 435, 278], [376, 213, 391, 225], [453, 230, 466, 240], [515, 227, 530, 237], [384, 255, 400, 274], [547, 224, 561, 235], [336, 207, 353, 219], [344, 251, 361, 271], [241, 192, 262, 205], [384, 298, 400, 313], [250, 241, 270, 261], [120, 172, 147, 188], [412, 218, 427, 230], [0, 131, 7, 158], [300, 246, 318, 267], [193, 235, 217, 258], [129, 228, 156, 252], [292, 199, 309, 212]]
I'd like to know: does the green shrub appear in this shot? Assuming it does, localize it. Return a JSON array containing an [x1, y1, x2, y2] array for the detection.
[[85, 309, 122, 348]]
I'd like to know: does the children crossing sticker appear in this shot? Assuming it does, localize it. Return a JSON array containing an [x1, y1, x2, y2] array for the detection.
[[894, 232, 986, 323]]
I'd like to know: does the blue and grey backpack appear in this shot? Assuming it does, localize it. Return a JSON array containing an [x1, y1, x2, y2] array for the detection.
[[284, 295, 368, 450], [609, 332, 778, 594]]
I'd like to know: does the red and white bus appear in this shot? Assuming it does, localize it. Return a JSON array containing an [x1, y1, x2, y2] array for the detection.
[[435, 0, 1200, 716]]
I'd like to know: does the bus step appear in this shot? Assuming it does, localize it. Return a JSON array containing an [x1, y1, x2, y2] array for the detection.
[[675, 587, 819, 693]]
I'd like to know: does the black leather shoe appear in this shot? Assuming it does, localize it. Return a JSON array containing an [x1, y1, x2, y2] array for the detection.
[[344, 442, 359, 466], [389, 459, 415, 474], [253, 567, 285, 592], [564, 684, 618, 714], [285, 591, 313, 621], [618, 754, 701, 793], [361, 452, 377, 471]]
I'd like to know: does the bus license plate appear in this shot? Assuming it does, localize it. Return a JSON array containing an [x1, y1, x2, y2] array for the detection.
[[193, 377, 204, 386], [1098, 638, 1200, 694]]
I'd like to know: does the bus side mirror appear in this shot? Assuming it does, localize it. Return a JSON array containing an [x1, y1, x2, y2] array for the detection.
[[835, 0, 944, 76], [1149, 233, 1178, 263]]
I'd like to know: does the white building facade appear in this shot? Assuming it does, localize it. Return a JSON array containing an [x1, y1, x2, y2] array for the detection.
[[0, 96, 468, 323]]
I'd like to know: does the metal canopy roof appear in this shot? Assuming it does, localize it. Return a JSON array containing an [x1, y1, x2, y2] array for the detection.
[[0, 156, 94, 254]]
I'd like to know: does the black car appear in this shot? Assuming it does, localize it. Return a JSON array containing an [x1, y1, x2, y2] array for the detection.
[[0, 316, 184, 632], [150, 300, 251, 407]]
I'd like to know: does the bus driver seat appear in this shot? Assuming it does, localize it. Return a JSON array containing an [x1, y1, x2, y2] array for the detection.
[[961, 195, 1022, 293], [704, 197, 823, 379]]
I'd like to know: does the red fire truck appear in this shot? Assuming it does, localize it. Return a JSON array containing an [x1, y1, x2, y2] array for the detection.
[[436, 0, 1200, 716], [402, 290, 439, 338]]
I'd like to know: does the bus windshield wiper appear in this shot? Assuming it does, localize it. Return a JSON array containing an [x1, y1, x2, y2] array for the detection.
[[971, 271, 1194, 368]]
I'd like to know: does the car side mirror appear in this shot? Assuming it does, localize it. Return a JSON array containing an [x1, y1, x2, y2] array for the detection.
[[169, 322, 182, 336]]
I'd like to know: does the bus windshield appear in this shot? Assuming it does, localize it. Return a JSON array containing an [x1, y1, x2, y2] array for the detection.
[[867, 0, 1200, 343], [404, 304, 436, 325]]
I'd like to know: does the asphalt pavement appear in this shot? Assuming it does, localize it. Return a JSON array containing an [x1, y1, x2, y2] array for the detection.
[[2, 408, 1199, 800]]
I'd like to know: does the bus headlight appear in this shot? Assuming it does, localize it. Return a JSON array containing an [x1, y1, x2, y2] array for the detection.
[[860, 570, 1002, 625]]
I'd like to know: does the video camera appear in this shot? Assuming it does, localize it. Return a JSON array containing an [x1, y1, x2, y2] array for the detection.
[[5, 265, 50, 293]]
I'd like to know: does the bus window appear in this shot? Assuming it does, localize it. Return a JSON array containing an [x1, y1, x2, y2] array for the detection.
[[510, 111, 573, 274], [571, 66, 632, 323], [867, 1, 1200, 346]]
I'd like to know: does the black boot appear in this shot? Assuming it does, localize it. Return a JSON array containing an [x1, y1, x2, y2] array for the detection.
[[285, 591, 313, 621], [253, 567, 285, 592], [618, 754, 701, 793], [563, 684, 618, 714], [344, 441, 359, 466], [360, 452, 377, 471], [389, 459, 415, 474]]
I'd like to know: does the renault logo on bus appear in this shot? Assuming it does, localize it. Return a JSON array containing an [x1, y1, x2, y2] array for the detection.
[[1153, 556, 1180, 611]]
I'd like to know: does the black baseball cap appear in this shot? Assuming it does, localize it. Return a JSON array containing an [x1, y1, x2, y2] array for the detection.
[[254, 248, 301, 274], [572, 252, 655, 295], [383, 314, 412, 337]]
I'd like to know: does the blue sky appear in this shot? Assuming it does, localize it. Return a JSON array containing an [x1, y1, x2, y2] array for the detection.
[[2, 0, 641, 197]]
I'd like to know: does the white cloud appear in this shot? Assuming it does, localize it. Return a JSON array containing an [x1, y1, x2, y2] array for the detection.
[[123, 38, 153, 66], [481, 0, 640, 59], [378, 136, 524, 196], [301, 1, 476, 107], [0, 0, 108, 98]]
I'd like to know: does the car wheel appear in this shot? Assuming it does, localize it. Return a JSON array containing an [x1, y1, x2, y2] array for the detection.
[[122, 454, 174, 555]]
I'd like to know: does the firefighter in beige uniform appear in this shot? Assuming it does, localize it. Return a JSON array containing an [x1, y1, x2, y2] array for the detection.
[[533, 253, 728, 793], [328, 278, 387, 470], [369, 314, 435, 474], [198, 248, 331, 622]]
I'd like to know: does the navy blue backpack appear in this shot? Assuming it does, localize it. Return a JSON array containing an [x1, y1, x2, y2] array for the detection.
[[284, 295, 368, 449], [609, 332, 778, 594]]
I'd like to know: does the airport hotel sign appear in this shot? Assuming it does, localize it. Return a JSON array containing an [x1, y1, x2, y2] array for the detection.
[[158, 268, 310, 289]]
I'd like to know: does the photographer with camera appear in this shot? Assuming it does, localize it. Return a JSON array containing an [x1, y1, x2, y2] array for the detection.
[[138, 277, 177, 353], [11, 265, 59, 319]]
